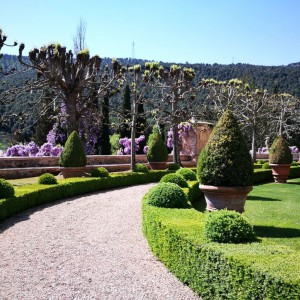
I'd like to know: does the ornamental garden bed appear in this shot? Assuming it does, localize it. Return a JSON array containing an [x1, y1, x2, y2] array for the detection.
[[142, 174, 300, 299]]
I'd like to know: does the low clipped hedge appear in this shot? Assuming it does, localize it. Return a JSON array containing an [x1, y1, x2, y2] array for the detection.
[[0, 170, 171, 221]]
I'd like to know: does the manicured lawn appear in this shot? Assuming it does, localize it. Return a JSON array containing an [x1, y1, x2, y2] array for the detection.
[[244, 178, 300, 251]]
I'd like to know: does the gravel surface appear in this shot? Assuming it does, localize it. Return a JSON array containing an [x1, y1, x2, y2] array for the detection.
[[0, 183, 201, 300]]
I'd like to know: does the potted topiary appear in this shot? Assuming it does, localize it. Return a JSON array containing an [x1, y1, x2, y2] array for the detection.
[[197, 110, 253, 213], [269, 135, 293, 183], [59, 131, 87, 178], [146, 132, 169, 170]]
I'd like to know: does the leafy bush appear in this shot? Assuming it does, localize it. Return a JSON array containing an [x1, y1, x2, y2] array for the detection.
[[38, 173, 58, 185], [110, 133, 120, 155], [0, 179, 15, 198], [257, 159, 267, 165], [262, 162, 271, 169], [269, 135, 293, 164], [147, 182, 188, 208], [146, 133, 168, 162], [160, 173, 188, 188], [197, 110, 253, 187], [91, 167, 110, 178], [59, 131, 87, 167], [176, 168, 197, 181], [205, 209, 256, 243], [168, 163, 181, 171], [133, 163, 149, 173]]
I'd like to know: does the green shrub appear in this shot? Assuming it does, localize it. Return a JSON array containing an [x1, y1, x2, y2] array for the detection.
[[291, 161, 300, 166], [168, 163, 181, 171], [110, 133, 120, 155], [257, 159, 267, 165], [38, 173, 58, 185], [59, 131, 87, 167], [0, 179, 15, 198], [269, 135, 293, 164], [197, 110, 253, 187], [262, 162, 271, 169], [253, 164, 262, 169], [147, 182, 188, 208], [176, 168, 197, 181], [160, 173, 188, 188], [146, 133, 168, 162], [133, 163, 149, 173], [91, 167, 110, 178], [204, 209, 256, 243]]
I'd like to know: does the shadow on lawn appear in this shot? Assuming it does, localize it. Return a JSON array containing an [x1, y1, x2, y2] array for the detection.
[[247, 195, 280, 201], [254, 225, 300, 238]]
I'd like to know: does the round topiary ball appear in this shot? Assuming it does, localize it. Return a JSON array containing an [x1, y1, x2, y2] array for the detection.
[[159, 173, 188, 188], [176, 168, 197, 181], [0, 178, 15, 198], [168, 163, 181, 171], [38, 173, 58, 185], [91, 167, 110, 178], [205, 209, 256, 243], [147, 182, 188, 208], [133, 163, 149, 173], [59, 131, 87, 167], [269, 135, 293, 164]]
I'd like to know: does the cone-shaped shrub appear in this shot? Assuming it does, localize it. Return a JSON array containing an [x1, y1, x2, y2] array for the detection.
[[146, 133, 168, 162], [197, 110, 253, 186], [59, 131, 87, 167], [269, 135, 293, 164]]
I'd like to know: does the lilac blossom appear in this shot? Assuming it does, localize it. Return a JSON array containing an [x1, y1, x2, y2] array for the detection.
[[118, 135, 146, 155]]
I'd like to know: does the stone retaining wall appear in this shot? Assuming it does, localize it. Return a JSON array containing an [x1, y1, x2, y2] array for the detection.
[[0, 154, 194, 179]]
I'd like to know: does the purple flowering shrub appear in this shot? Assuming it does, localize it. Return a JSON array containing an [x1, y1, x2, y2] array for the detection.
[[167, 122, 194, 149], [4, 132, 63, 157], [257, 146, 299, 154], [118, 135, 146, 155]]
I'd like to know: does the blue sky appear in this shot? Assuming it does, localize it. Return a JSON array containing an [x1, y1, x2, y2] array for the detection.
[[1, 0, 300, 65]]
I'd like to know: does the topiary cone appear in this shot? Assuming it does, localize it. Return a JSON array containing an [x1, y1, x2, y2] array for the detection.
[[269, 135, 293, 164], [59, 131, 87, 167], [146, 133, 168, 163]]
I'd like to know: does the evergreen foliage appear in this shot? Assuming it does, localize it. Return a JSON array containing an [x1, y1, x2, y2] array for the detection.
[[168, 163, 181, 170], [204, 210, 256, 243], [59, 131, 87, 167], [146, 133, 168, 162], [176, 168, 197, 181], [147, 182, 188, 208], [269, 135, 293, 164], [99, 94, 111, 155], [160, 173, 188, 188], [119, 85, 131, 138], [133, 163, 149, 173], [197, 110, 253, 186], [38, 173, 58, 185], [91, 167, 109, 178], [0, 179, 15, 198]]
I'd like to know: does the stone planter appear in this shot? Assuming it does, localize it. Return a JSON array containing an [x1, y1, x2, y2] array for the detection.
[[269, 164, 291, 183], [60, 167, 86, 179], [148, 162, 168, 170], [199, 185, 253, 213]]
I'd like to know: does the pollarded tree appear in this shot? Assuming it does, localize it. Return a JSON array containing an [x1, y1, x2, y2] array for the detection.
[[18, 43, 124, 136], [157, 65, 198, 165], [0, 29, 17, 60]]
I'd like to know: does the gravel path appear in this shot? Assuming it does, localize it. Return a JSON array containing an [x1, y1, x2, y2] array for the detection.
[[0, 183, 201, 300]]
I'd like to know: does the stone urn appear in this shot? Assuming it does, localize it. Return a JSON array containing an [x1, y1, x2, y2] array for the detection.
[[199, 185, 253, 213]]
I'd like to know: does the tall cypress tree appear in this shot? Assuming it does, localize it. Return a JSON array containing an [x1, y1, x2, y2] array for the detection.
[[120, 85, 131, 138], [99, 94, 111, 155]]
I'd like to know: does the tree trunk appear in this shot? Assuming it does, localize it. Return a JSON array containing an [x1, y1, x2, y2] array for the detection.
[[64, 93, 79, 136], [130, 94, 138, 170], [172, 94, 181, 165], [251, 126, 257, 163]]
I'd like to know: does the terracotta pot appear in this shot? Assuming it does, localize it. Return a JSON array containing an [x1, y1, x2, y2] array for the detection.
[[60, 167, 86, 179], [269, 164, 290, 183], [148, 161, 167, 170], [199, 184, 253, 213]]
